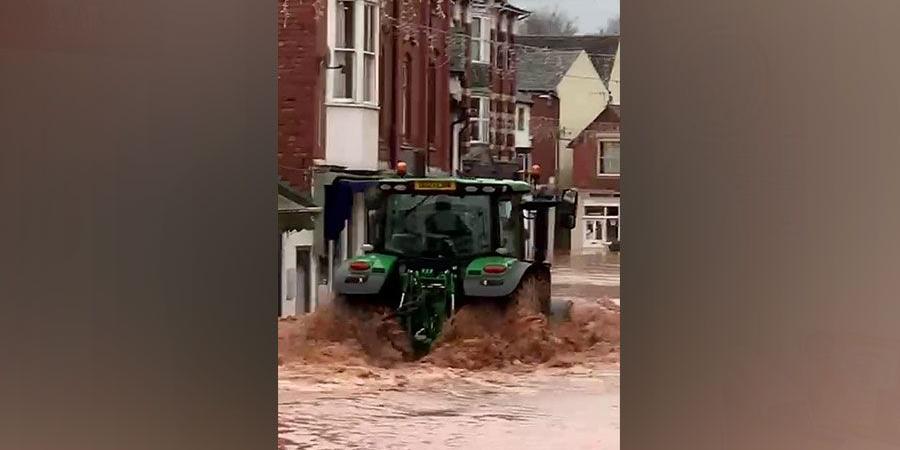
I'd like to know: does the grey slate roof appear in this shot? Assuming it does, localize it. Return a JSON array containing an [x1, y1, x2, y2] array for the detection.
[[517, 35, 619, 83], [515, 50, 581, 92]]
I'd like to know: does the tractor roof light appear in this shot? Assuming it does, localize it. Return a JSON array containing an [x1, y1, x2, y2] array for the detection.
[[483, 265, 507, 274], [349, 261, 371, 272]]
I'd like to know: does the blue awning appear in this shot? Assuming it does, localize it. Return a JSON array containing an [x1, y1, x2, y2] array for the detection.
[[323, 178, 378, 241]]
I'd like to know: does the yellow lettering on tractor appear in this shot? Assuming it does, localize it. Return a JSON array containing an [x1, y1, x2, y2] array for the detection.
[[413, 180, 456, 191]]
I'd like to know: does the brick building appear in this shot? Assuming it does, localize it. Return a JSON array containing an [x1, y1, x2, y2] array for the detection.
[[277, 0, 329, 192], [448, 0, 530, 178], [568, 104, 620, 254]]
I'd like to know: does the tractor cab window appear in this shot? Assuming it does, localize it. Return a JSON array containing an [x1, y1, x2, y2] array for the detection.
[[384, 194, 492, 258], [498, 198, 523, 258]]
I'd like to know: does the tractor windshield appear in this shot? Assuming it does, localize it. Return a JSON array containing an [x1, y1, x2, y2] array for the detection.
[[383, 194, 493, 258]]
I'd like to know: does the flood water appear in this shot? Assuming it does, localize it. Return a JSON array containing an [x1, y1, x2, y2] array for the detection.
[[278, 253, 621, 450]]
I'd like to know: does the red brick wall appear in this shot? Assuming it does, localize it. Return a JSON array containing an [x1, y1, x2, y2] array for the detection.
[[379, 0, 451, 171], [570, 116, 620, 191], [528, 93, 559, 183], [491, 11, 517, 161], [277, 0, 327, 192]]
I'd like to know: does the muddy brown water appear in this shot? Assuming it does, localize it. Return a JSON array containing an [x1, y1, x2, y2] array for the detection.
[[278, 255, 620, 449]]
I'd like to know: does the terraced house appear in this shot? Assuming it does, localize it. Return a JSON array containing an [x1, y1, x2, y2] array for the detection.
[[448, 0, 530, 178]]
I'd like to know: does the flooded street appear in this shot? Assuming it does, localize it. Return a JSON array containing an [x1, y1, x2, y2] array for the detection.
[[278, 253, 620, 449]]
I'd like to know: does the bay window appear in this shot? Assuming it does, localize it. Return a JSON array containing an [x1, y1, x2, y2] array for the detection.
[[330, 0, 378, 104], [469, 96, 489, 143]]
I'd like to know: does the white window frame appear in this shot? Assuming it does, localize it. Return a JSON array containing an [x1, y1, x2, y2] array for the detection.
[[583, 205, 620, 245], [597, 139, 621, 176], [516, 105, 529, 131], [328, 0, 379, 105], [469, 96, 489, 143], [471, 15, 491, 64]]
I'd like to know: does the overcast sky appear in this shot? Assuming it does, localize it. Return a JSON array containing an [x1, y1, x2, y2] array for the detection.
[[513, 0, 620, 35]]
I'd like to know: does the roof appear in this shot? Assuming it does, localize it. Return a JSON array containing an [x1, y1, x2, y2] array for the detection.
[[516, 50, 582, 92], [596, 104, 621, 122], [567, 104, 621, 147], [517, 35, 619, 83], [277, 178, 316, 208], [515, 92, 534, 104], [471, 0, 530, 16]]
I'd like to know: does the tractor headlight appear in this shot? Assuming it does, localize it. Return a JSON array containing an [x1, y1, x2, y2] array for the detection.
[[482, 186, 496, 193], [393, 184, 407, 192]]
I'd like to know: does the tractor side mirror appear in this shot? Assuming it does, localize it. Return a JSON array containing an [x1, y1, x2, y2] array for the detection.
[[561, 188, 578, 206]]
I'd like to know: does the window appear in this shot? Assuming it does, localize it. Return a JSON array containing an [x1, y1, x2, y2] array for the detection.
[[330, 0, 378, 103], [471, 16, 490, 64], [498, 199, 523, 257], [383, 194, 493, 257], [469, 96, 489, 143], [584, 205, 620, 245], [516, 106, 528, 131], [598, 141, 621, 175], [363, 2, 376, 102], [401, 57, 411, 138], [427, 62, 436, 145]]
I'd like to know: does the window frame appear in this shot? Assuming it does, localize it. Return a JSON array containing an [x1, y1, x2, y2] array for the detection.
[[469, 96, 490, 143], [597, 139, 621, 176], [583, 205, 620, 244], [470, 15, 491, 64], [328, 0, 379, 105], [516, 105, 529, 132]]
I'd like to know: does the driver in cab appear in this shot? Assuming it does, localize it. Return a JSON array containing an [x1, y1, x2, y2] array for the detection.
[[425, 198, 471, 240]]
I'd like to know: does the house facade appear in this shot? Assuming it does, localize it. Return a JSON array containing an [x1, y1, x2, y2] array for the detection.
[[568, 105, 620, 254], [449, 0, 530, 178]]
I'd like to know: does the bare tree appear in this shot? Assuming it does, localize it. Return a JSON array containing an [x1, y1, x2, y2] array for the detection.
[[597, 15, 620, 35], [522, 7, 579, 35]]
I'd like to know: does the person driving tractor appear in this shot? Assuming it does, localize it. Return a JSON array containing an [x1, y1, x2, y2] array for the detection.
[[425, 198, 471, 238]]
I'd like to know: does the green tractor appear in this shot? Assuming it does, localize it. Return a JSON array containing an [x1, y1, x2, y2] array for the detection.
[[332, 175, 578, 358]]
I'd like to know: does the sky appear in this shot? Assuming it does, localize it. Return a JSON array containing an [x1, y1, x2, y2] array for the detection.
[[513, 0, 619, 35]]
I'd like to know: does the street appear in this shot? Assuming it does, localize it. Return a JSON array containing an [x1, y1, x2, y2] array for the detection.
[[278, 254, 621, 449]]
